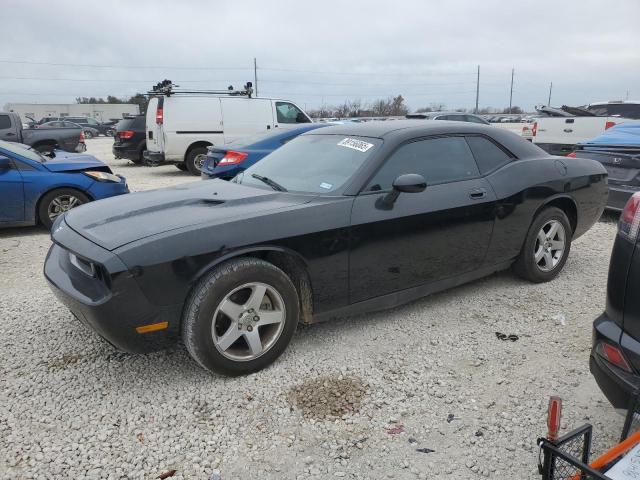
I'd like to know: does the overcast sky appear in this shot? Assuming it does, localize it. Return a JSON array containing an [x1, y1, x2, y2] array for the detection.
[[2, 0, 638, 112]]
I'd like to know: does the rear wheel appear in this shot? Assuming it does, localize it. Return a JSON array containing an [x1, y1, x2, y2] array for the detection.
[[33, 143, 56, 155], [182, 258, 299, 376], [106, 128, 115, 137], [185, 147, 208, 176], [84, 130, 94, 139], [38, 188, 90, 229], [513, 206, 572, 283]]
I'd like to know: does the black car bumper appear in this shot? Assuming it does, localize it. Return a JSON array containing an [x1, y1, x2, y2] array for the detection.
[[590, 312, 640, 409], [607, 184, 638, 211], [113, 144, 141, 161], [44, 239, 181, 354], [143, 150, 166, 166]]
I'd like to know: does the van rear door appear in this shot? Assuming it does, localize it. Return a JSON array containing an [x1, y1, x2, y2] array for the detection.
[[146, 97, 164, 153], [220, 98, 274, 143]]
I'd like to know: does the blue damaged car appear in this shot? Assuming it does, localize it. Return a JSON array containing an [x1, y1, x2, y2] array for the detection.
[[0, 140, 129, 229]]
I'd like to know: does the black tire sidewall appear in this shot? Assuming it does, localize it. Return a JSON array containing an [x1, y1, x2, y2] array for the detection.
[[175, 163, 188, 171], [515, 207, 572, 283], [182, 259, 299, 376], [38, 188, 90, 229], [185, 147, 208, 176]]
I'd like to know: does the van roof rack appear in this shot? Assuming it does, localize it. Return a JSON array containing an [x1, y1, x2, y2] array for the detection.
[[147, 79, 254, 98]]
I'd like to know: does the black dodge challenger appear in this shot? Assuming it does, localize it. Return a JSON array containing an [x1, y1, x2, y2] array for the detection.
[[45, 121, 608, 375]]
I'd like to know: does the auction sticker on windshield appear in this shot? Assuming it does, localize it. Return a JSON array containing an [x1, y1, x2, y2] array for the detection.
[[337, 138, 374, 153]]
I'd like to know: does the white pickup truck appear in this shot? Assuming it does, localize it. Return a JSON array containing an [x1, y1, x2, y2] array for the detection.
[[532, 101, 640, 155]]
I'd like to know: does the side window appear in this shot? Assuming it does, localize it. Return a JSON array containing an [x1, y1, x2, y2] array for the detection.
[[365, 136, 480, 191], [275, 102, 310, 124], [464, 115, 487, 124], [0, 115, 12, 129], [465, 136, 513, 174], [87, 118, 99, 125]]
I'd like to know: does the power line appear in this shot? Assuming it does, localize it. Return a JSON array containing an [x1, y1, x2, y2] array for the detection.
[[0, 59, 250, 70]]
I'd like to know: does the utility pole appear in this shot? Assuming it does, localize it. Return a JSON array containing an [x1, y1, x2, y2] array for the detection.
[[475, 65, 480, 114], [548, 81, 553, 106], [253, 58, 258, 97], [509, 67, 514, 114]]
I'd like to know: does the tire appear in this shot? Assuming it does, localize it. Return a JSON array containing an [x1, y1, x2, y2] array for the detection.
[[513, 206, 572, 283], [182, 258, 300, 376], [131, 150, 144, 165], [84, 130, 94, 139], [175, 163, 188, 171], [185, 147, 208, 176], [106, 128, 115, 137], [38, 188, 90, 230]]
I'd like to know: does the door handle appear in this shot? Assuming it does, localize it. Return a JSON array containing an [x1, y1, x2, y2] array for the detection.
[[563, 128, 573, 133], [6, 132, 15, 136], [469, 188, 487, 200]]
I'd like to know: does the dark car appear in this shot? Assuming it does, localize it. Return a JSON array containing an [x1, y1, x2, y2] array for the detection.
[[406, 112, 490, 125], [39, 120, 100, 140], [112, 115, 146, 164], [201, 123, 330, 180], [44, 121, 607, 376], [591, 193, 640, 409], [571, 122, 640, 211], [39, 116, 115, 137]]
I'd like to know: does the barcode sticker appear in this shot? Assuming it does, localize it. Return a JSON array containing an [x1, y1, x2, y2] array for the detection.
[[337, 138, 374, 153]]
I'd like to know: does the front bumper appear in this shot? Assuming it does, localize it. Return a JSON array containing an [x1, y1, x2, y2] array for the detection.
[[590, 312, 640, 409], [87, 175, 130, 200], [143, 150, 166, 166], [44, 224, 181, 353], [606, 184, 638, 211]]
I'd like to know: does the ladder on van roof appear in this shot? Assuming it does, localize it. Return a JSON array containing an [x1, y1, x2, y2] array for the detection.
[[147, 79, 254, 98]]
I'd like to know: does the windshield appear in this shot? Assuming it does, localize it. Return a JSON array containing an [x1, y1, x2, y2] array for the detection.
[[0, 139, 46, 163], [233, 134, 382, 194]]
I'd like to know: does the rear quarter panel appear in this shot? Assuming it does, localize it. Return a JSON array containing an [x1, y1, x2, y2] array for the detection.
[[484, 156, 607, 264]]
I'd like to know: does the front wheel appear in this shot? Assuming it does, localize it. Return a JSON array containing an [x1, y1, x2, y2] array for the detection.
[[84, 130, 94, 139], [185, 147, 208, 176], [38, 188, 90, 229], [182, 258, 299, 376], [513, 206, 572, 283]]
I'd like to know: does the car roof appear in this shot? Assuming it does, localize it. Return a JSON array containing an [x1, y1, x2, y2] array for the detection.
[[304, 119, 547, 159]]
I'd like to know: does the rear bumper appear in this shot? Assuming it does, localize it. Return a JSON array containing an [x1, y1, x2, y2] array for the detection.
[[143, 150, 167, 166], [606, 184, 638, 211], [590, 313, 640, 409], [112, 144, 140, 161], [44, 239, 181, 353]]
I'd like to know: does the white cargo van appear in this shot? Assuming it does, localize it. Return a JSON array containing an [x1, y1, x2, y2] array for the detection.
[[144, 87, 312, 175]]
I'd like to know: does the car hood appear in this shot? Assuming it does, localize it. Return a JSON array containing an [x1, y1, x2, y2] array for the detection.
[[63, 180, 312, 251], [43, 151, 107, 172]]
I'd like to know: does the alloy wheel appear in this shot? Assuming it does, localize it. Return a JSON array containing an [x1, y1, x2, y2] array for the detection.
[[48, 195, 82, 220], [534, 220, 566, 272], [194, 154, 207, 171], [211, 282, 286, 361]]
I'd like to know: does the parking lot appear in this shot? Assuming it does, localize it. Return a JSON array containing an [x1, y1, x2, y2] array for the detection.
[[0, 136, 625, 479]]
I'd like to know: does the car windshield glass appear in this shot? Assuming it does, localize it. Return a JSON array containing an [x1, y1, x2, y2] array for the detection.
[[233, 134, 381, 193], [0, 139, 46, 162]]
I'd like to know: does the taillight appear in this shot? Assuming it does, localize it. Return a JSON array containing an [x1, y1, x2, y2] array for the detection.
[[218, 151, 248, 165], [597, 342, 632, 372], [566, 152, 577, 158], [546, 396, 562, 442], [79, 131, 85, 142], [605, 121, 616, 130], [619, 192, 640, 242], [532, 121, 538, 136], [156, 107, 163, 125], [118, 130, 135, 139]]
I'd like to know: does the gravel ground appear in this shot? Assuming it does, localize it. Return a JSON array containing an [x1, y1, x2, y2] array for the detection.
[[0, 138, 625, 479]]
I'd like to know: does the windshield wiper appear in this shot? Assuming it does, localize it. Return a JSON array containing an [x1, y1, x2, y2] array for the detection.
[[251, 174, 287, 192]]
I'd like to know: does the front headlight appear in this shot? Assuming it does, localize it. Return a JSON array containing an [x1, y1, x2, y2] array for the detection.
[[84, 171, 121, 182]]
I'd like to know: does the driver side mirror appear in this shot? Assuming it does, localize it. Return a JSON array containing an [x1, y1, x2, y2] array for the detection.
[[378, 174, 427, 210], [0, 155, 12, 171]]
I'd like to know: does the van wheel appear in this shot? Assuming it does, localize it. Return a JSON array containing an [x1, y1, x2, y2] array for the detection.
[[38, 188, 90, 229], [185, 147, 208, 175], [513, 207, 572, 283], [175, 163, 188, 171], [182, 258, 299, 376], [33, 143, 56, 155]]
